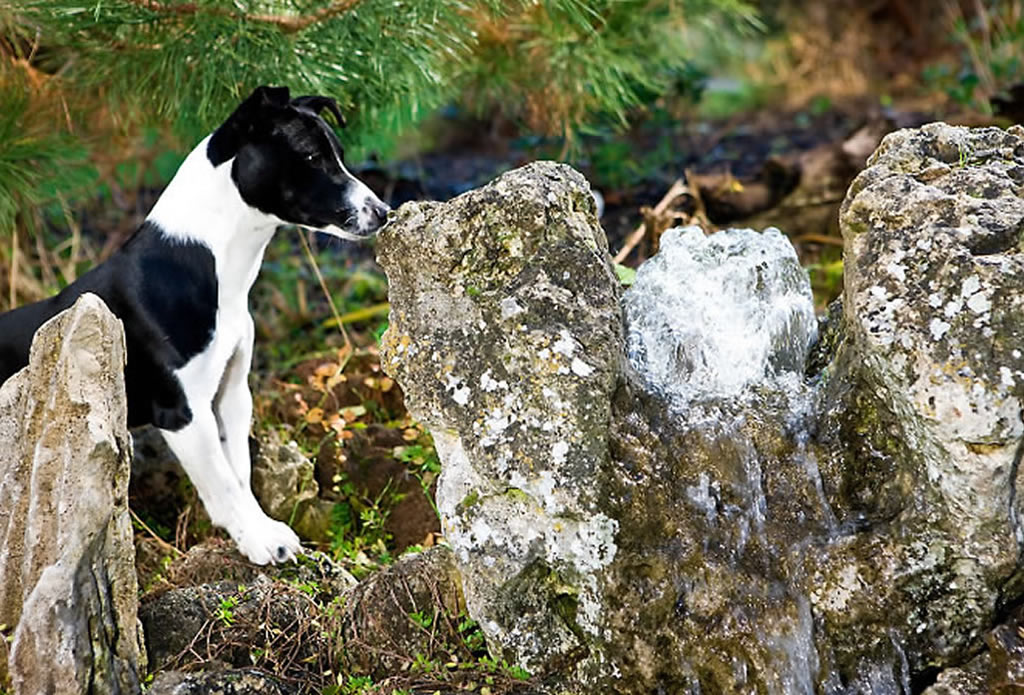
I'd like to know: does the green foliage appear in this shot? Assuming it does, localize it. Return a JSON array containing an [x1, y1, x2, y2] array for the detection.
[[614, 263, 637, 286], [806, 256, 843, 310], [327, 485, 395, 576], [457, 614, 486, 654], [1, 0, 759, 247], [216, 595, 239, 626], [923, 0, 1024, 112], [15, 0, 482, 153], [408, 608, 434, 630], [0, 83, 91, 233], [327, 675, 375, 695], [393, 439, 442, 522]]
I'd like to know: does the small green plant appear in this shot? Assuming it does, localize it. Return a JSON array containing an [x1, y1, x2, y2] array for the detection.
[[614, 263, 637, 287], [327, 482, 396, 576], [457, 614, 487, 654], [216, 595, 238, 627], [394, 437, 443, 522], [340, 675, 376, 694], [409, 608, 437, 631]]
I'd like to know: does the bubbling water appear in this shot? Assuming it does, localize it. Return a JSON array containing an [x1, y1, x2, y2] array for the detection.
[[623, 226, 818, 407]]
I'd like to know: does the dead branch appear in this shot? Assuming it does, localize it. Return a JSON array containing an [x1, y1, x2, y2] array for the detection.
[[612, 179, 689, 264]]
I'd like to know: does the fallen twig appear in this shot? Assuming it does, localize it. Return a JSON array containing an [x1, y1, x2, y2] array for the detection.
[[612, 179, 689, 264], [322, 302, 390, 328], [795, 233, 844, 247], [130, 506, 185, 558]]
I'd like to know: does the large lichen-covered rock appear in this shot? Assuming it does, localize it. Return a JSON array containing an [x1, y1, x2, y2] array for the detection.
[[378, 162, 622, 676], [810, 122, 1024, 679], [379, 127, 1024, 692], [0, 293, 143, 693]]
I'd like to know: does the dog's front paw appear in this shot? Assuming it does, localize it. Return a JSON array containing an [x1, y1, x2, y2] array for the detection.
[[233, 515, 302, 565]]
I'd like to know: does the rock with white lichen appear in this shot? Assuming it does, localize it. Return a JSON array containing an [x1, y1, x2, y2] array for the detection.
[[379, 127, 1024, 693], [809, 122, 1024, 683], [378, 161, 622, 677]]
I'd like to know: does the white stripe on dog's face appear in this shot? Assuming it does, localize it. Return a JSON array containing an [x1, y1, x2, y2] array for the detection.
[[312, 119, 390, 240]]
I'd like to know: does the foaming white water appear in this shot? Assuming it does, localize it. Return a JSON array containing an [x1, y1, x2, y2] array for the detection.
[[623, 226, 817, 407]]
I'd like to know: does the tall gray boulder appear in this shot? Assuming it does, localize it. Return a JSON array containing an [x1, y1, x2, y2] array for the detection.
[[812, 122, 1024, 682], [0, 293, 143, 694], [378, 162, 622, 676]]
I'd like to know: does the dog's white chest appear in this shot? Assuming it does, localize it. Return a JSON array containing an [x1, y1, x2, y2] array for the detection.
[[174, 304, 252, 401]]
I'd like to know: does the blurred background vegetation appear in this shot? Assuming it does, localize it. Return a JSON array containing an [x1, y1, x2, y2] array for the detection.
[[2, 0, 1021, 308], [2, 0, 1023, 578]]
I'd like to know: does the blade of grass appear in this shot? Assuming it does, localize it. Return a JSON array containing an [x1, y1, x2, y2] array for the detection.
[[297, 228, 353, 369], [321, 302, 390, 328]]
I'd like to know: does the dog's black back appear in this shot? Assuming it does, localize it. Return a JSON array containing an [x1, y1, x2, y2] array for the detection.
[[0, 221, 216, 429]]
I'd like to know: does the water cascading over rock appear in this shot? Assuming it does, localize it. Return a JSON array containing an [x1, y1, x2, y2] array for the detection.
[[624, 225, 818, 406], [609, 225, 839, 692], [378, 123, 1024, 693]]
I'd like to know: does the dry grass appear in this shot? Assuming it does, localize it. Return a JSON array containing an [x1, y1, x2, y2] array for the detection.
[[748, 0, 958, 108], [0, 15, 182, 313]]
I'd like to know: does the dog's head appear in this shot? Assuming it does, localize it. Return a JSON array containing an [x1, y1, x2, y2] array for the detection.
[[207, 85, 389, 239]]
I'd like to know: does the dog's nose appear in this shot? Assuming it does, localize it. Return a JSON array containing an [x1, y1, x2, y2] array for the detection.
[[370, 200, 390, 227]]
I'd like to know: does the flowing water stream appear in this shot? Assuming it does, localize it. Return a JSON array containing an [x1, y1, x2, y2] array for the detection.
[[621, 226, 912, 694]]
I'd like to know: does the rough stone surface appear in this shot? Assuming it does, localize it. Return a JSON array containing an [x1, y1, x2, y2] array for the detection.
[[811, 122, 1024, 680], [378, 130, 1024, 693], [922, 605, 1024, 695], [140, 549, 356, 672], [147, 668, 293, 694], [340, 546, 464, 676], [923, 654, 990, 695], [251, 429, 332, 541], [0, 293, 143, 693], [379, 161, 622, 677]]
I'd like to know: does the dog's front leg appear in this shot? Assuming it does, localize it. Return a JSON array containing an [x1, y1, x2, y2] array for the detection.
[[214, 318, 255, 490], [159, 406, 302, 565]]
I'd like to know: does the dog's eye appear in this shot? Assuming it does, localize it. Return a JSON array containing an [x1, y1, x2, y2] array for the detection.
[[304, 153, 318, 163]]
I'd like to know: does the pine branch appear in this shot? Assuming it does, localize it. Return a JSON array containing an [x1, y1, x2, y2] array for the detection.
[[124, 0, 363, 34]]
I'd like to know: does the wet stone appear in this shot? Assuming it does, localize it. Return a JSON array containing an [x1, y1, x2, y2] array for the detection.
[[377, 125, 1024, 693]]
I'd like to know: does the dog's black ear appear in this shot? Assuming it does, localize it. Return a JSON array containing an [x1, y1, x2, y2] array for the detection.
[[292, 95, 346, 129], [207, 86, 292, 166], [251, 85, 291, 107]]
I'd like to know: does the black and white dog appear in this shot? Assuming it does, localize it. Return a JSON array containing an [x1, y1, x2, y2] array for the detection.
[[0, 86, 389, 564]]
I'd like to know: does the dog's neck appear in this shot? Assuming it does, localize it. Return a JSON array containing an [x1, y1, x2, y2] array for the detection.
[[146, 135, 278, 303]]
